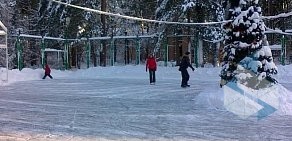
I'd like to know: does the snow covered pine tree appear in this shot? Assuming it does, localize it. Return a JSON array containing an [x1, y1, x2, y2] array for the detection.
[[220, 0, 277, 89]]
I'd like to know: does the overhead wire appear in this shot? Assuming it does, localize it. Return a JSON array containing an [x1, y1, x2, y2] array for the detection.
[[12, 0, 292, 40]]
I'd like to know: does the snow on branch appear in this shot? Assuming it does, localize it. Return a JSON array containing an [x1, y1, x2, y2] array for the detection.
[[263, 11, 292, 20], [45, 48, 65, 52], [266, 27, 292, 36], [0, 20, 7, 32], [18, 34, 65, 40], [203, 38, 224, 43], [50, 0, 292, 27], [50, 0, 229, 25]]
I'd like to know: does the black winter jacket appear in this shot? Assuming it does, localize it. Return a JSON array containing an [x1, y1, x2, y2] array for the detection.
[[179, 56, 194, 71]]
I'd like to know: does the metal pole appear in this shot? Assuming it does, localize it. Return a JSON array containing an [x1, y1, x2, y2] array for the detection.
[[194, 34, 199, 68], [136, 36, 141, 65], [215, 43, 220, 67], [16, 35, 22, 70], [65, 44, 67, 69], [166, 43, 169, 67], [86, 39, 91, 68], [164, 38, 168, 67], [111, 36, 115, 66], [64, 41, 67, 70], [75, 46, 78, 68], [66, 41, 69, 69], [5, 29, 8, 81], [175, 29, 179, 65], [99, 41, 102, 66], [139, 40, 141, 65], [124, 31, 128, 65], [281, 35, 285, 65], [17, 41, 20, 70], [114, 39, 117, 63], [57, 51, 60, 70], [89, 40, 91, 68], [41, 37, 45, 68]]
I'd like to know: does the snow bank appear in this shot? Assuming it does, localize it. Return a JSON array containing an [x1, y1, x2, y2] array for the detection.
[[275, 65, 292, 83], [276, 84, 292, 115], [1, 65, 221, 85], [189, 64, 292, 117], [203, 83, 292, 117], [5, 68, 44, 84]]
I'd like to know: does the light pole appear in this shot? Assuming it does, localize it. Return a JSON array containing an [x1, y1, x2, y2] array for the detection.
[[64, 17, 70, 70]]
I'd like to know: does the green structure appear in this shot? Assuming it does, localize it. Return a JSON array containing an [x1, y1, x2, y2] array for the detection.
[[194, 35, 199, 68], [16, 35, 23, 70], [164, 38, 168, 67], [86, 39, 91, 68], [14, 34, 69, 70], [136, 36, 141, 65], [64, 40, 69, 70], [41, 37, 46, 68], [0, 20, 8, 82], [110, 36, 115, 66], [281, 35, 286, 65]]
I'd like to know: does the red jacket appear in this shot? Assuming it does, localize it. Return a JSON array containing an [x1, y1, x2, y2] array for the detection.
[[146, 57, 157, 71], [44, 65, 51, 75]]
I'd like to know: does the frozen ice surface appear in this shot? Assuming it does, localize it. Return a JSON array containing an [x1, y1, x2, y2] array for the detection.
[[0, 66, 291, 140]]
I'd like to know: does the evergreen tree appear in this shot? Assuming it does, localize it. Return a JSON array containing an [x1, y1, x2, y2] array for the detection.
[[261, 0, 292, 53], [220, 0, 278, 89], [154, 0, 225, 64], [12, 0, 40, 67], [155, 0, 225, 48]]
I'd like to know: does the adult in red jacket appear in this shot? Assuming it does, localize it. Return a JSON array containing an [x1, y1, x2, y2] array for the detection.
[[146, 54, 157, 85], [43, 64, 53, 79]]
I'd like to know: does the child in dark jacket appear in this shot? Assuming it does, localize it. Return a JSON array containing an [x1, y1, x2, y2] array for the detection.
[[179, 52, 194, 87], [43, 64, 53, 79]]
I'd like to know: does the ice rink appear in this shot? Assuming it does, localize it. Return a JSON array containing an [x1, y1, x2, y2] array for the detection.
[[0, 66, 291, 140]]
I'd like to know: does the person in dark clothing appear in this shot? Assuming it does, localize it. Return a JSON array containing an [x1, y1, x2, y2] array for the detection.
[[179, 52, 195, 88], [42, 64, 53, 79], [146, 54, 157, 85]]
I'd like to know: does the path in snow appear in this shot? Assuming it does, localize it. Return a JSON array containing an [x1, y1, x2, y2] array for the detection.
[[0, 78, 292, 141]]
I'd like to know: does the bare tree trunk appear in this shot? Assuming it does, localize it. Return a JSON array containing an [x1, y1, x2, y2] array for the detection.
[[100, 0, 107, 66]]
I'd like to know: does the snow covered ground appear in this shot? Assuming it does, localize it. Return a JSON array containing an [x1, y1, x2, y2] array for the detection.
[[0, 65, 292, 141]]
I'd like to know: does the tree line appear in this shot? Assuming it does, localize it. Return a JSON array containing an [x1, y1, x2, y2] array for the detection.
[[0, 0, 291, 69]]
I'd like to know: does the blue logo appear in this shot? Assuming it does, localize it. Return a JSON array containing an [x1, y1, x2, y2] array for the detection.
[[223, 82, 279, 120]]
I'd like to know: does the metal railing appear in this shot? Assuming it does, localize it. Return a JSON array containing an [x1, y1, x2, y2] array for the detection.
[[0, 20, 8, 82]]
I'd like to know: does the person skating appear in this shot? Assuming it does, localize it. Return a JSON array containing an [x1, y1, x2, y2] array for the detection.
[[42, 64, 53, 79], [146, 54, 157, 85], [179, 52, 194, 88]]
